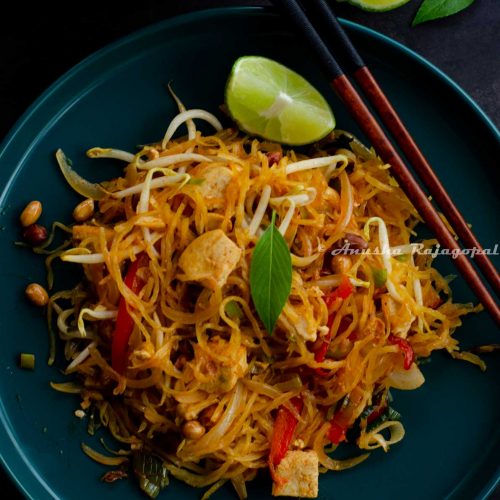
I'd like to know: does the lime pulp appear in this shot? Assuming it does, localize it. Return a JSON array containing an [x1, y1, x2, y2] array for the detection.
[[225, 56, 335, 146]]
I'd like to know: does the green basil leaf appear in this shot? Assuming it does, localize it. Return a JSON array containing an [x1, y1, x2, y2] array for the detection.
[[250, 211, 292, 334], [412, 0, 475, 26]]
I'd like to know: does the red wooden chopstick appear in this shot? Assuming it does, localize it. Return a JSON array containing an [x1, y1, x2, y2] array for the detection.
[[306, 0, 500, 298], [273, 0, 500, 326]]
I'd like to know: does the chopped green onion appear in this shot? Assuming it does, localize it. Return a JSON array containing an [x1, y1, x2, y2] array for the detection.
[[416, 356, 432, 366], [187, 177, 205, 185], [372, 268, 387, 288], [366, 405, 402, 432], [326, 404, 336, 421], [19, 353, 35, 370], [88, 405, 101, 436], [394, 254, 409, 262], [225, 300, 244, 320], [132, 453, 169, 499], [386, 407, 402, 421], [360, 405, 376, 420]]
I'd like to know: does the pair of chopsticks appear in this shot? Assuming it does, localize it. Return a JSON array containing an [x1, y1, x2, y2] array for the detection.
[[272, 0, 500, 325]]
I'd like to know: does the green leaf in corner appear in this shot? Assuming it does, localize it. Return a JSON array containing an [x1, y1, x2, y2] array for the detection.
[[412, 0, 475, 26], [249, 211, 292, 334]]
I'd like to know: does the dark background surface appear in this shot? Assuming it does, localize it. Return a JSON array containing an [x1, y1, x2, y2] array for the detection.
[[0, 0, 498, 498], [0, 0, 499, 141]]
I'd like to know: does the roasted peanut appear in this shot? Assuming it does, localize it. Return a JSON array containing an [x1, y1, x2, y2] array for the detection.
[[20, 201, 42, 227], [22, 224, 48, 246], [182, 420, 205, 440], [331, 255, 352, 275], [25, 283, 49, 307], [145, 148, 159, 160], [72, 199, 94, 222]]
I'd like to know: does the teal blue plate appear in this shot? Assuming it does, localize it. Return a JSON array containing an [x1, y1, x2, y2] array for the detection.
[[0, 7, 498, 500]]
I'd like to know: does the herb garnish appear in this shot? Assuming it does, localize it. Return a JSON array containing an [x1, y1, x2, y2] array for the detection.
[[340, 0, 477, 26], [413, 0, 475, 26], [249, 211, 292, 334], [132, 453, 169, 499]]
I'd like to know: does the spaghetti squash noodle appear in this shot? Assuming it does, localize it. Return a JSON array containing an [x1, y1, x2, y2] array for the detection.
[[44, 102, 480, 499]]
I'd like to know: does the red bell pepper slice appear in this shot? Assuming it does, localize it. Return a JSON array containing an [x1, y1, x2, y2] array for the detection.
[[314, 309, 336, 365], [327, 387, 366, 444], [388, 334, 414, 370], [327, 419, 347, 444], [111, 253, 148, 374], [313, 276, 354, 376], [313, 317, 334, 377], [269, 397, 303, 481], [323, 275, 353, 310], [327, 403, 355, 444]]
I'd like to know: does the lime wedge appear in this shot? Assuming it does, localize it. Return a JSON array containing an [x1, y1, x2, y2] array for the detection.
[[345, 0, 411, 12], [225, 56, 335, 146]]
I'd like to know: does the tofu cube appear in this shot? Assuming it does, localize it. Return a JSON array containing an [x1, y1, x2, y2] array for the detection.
[[272, 450, 319, 498], [198, 166, 233, 210], [178, 229, 241, 289]]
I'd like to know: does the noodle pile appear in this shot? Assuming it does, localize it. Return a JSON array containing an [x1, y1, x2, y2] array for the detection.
[[46, 106, 479, 498]]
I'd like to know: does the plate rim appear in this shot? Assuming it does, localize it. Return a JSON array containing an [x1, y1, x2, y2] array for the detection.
[[0, 6, 498, 500]]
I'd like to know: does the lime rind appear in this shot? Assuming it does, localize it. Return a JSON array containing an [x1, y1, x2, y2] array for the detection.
[[345, 0, 412, 12], [225, 56, 335, 146]]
